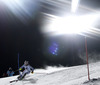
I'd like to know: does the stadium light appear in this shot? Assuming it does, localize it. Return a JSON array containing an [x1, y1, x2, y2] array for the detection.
[[42, 14, 98, 36]]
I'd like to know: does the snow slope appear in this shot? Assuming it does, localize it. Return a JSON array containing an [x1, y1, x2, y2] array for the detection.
[[1, 62, 100, 85]]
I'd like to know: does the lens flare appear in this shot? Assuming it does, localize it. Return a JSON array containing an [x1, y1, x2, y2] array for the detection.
[[49, 42, 58, 55]]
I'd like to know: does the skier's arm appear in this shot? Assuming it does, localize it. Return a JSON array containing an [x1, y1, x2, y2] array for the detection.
[[30, 65, 34, 71], [19, 65, 24, 71], [29, 65, 34, 73]]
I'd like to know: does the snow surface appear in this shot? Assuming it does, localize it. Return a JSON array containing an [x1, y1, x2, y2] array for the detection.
[[1, 62, 100, 85]]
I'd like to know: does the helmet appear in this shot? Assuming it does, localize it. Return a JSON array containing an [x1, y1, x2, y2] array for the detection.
[[24, 60, 29, 66]]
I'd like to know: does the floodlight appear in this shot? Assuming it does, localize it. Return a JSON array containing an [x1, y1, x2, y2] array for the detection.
[[42, 14, 98, 36]]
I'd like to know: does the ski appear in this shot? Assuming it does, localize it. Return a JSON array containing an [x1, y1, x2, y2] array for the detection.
[[10, 80, 18, 83]]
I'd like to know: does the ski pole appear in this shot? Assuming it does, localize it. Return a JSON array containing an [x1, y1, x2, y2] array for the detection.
[[14, 69, 19, 73]]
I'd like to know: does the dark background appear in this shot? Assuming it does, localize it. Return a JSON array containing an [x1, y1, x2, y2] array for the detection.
[[0, 0, 100, 77]]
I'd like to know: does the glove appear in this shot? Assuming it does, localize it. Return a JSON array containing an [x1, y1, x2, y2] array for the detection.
[[31, 71, 34, 74], [19, 68, 22, 71], [19, 68, 25, 72]]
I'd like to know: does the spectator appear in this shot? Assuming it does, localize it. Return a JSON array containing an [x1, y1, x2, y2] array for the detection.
[[2, 73, 7, 77], [7, 67, 14, 77]]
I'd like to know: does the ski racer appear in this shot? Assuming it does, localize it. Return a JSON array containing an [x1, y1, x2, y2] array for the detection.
[[17, 60, 34, 80]]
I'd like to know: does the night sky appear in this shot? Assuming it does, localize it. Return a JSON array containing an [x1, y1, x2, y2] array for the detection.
[[0, 0, 100, 77]]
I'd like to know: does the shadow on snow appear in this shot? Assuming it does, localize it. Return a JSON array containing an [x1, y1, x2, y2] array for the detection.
[[22, 78, 38, 84]]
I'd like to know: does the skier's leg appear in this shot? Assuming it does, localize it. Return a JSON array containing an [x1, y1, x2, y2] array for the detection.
[[20, 70, 30, 80], [17, 71, 22, 80]]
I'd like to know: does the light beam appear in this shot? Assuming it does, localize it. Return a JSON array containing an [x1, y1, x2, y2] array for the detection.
[[71, 0, 80, 12]]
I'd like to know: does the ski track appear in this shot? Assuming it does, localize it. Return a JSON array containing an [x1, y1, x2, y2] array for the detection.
[[1, 62, 100, 85]]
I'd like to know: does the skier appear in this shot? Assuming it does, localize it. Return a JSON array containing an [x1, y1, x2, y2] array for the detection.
[[7, 67, 14, 77], [17, 60, 34, 80]]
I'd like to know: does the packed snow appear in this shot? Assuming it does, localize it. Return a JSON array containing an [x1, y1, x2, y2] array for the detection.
[[1, 62, 100, 85]]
